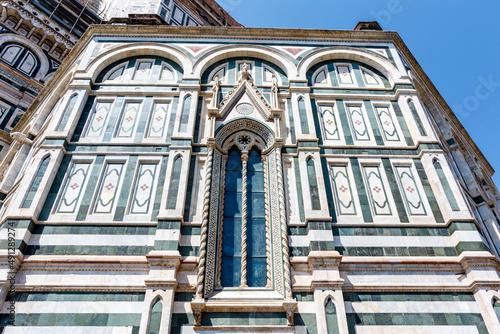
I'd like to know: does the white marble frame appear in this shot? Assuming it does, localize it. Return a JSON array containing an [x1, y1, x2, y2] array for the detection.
[[333, 62, 358, 88], [110, 97, 144, 143], [158, 149, 191, 221], [311, 65, 331, 87], [370, 100, 407, 147], [315, 99, 346, 146], [122, 156, 163, 222], [358, 157, 400, 224], [142, 97, 175, 144], [172, 90, 199, 139], [391, 158, 435, 224], [48, 155, 95, 222], [421, 153, 474, 222], [80, 97, 116, 144], [325, 157, 364, 224], [343, 100, 377, 146], [359, 65, 385, 88], [283, 156, 302, 226], [397, 94, 437, 143], [291, 92, 317, 140], [85, 156, 129, 222], [298, 151, 331, 221], [314, 289, 349, 334]]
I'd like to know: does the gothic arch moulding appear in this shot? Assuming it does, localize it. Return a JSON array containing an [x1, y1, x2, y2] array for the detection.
[[297, 46, 402, 84], [193, 44, 296, 79], [83, 43, 193, 83]]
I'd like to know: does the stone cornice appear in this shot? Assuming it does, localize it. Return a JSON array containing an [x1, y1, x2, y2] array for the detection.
[[12, 25, 494, 175]]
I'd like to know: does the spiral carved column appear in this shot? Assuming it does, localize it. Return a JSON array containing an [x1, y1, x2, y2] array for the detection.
[[276, 145, 293, 299], [215, 155, 228, 289], [240, 152, 248, 288], [195, 143, 214, 300], [262, 155, 272, 288]]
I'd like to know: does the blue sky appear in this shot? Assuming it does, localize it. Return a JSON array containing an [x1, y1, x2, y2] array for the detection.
[[219, 0, 500, 185]]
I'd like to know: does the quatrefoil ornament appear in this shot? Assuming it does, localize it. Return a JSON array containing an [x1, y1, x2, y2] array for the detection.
[[234, 133, 255, 151]]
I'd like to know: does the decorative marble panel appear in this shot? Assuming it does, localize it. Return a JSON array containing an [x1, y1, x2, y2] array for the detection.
[[160, 64, 175, 81], [1, 45, 21, 64], [363, 70, 379, 85], [18, 52, 37, 76], [314, 68, 328, 85], [147, 102, 170, 138], [107, 65, 125, 81], [57, 162, 91, 214], [331, 165, 356, 215], [337, 65, 353, 84], [363, 166, 391, 216], [347, 106, 370, 141], [116, 102, 141, 138], [130, 163, 157, 214], [134, 61, 152, 81], [85, 101, 112, 137], [320, 105, 340, 140], [94, 163, 124, 214], [376, 106, 400, 142], [395, 165, 426, 216]]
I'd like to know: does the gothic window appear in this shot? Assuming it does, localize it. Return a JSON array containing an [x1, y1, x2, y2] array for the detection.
[[56, 93, 78, 131], [148, 298, 163, 334], [134, 61, 153, 81], [220, 146, 267, 288], [407, 98, 427, 136], [306, 157, 321, 210], [0, 43, 40, 77], [433, 159, 460, 211], [325, 298, 340, 334], [160, 63, 175, 82], [298, 97, 310, 135], [494, 299, 500, 323], [178, 95, 191, 132], [167, 156, 183, 210], [21, 155, 50, 208]]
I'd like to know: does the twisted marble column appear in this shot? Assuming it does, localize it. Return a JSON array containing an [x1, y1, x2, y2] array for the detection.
[[195, 144, 214, 300], [240, 152, 248, 288]]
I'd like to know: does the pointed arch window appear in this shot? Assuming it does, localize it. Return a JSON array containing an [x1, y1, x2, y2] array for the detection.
[[325, 297, 340, 334], [307, 157, 321, 210], [21, 155, 50, 208], [298, 97, 310, 135], [433, 159, 460, 211], [56, 93, 79, 131], [148, 297, 163, 334]]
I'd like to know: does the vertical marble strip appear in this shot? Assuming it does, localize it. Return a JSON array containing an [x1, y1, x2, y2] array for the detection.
[[408, 99, 427, 136], [306, 158, 321, 210], [56, 93, 78, 131], [434, 160, 460, 211], [391, 101, 414, 146], [414, 159, 445, 223], [336, 100, 353, 145], [166, 97, 178, 141], [167, 156, 183, 210], [76, 156, 105, 221], [21, 156, 50, 208], [382, 159, 409, 223], [330, 165, 356, 215], [178, 95, 192, 133], [395, 165, 426, 216], [363, 165, 392, 216], [85, 101, 112, 137], [151, 156, 168, 221], [94, 162, 124, 214], [298, 97, 310, 135], [363, 100, 384, 145], [57, 162, 91, 213], [130, 163, 157, 214]]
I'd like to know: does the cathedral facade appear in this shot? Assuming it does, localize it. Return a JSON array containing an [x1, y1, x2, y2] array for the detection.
[[0, 22, 499, 334]]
